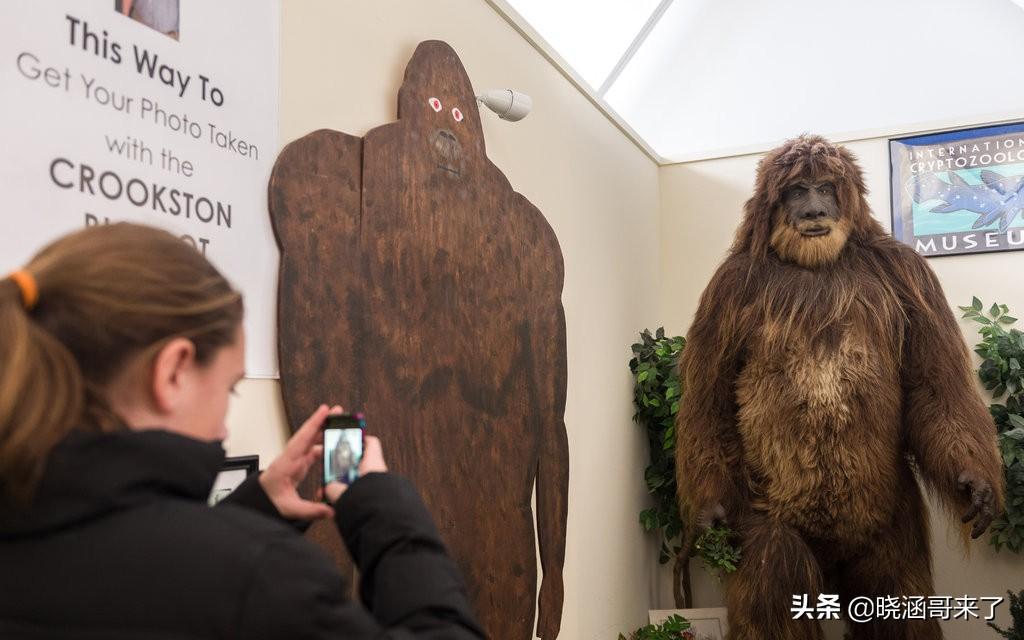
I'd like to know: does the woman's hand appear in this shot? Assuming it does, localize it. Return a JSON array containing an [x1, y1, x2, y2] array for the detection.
[[324, 435, 388, 503], [258, 404, 339, 521]]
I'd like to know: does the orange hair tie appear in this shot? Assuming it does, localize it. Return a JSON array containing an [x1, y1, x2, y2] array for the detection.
[[8, 270, 39, 311]]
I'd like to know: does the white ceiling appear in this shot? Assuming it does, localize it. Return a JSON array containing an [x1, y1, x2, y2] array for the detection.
[[498, 0, 1024, 164]]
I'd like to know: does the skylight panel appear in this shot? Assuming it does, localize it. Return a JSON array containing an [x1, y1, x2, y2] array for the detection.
[[505, 0, 661, 90]]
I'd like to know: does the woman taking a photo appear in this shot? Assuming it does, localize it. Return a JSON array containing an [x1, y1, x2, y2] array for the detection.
[[0, 223, 484, 639]]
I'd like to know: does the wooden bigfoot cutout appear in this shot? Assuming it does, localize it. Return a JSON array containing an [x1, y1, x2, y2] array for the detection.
[[269, 41, 569, 640]]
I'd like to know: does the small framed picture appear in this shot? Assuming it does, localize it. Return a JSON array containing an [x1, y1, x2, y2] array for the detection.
[[649, 608, 728, 640], [114, 0, 181, 41], [208, 455, 259, 506]]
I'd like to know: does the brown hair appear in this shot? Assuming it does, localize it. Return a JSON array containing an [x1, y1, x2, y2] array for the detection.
[[0, 223, 243, 504]]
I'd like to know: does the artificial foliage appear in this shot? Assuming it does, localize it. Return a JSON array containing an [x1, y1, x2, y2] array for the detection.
[[619, 614, 694, 640], [632, 329, 687, 566], [631, 329, 740, 607], [960, 299, 1024, 554], [987, 589, 1024, 639], [693, 525, 742, 578]]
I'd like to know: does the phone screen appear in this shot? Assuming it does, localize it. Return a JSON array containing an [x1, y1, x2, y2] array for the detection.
[[323, 413, 365, 486]]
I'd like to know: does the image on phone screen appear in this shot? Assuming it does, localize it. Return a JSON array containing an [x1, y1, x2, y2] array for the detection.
[[323, 426, 364, 485]]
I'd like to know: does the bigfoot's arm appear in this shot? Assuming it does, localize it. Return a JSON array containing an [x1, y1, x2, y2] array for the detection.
[[533, 301, 569, 640], [268, 130, 364, 431], [899, 250, 1004, 537], [675, 257, 749, 525], [523, 198, 569, 640]]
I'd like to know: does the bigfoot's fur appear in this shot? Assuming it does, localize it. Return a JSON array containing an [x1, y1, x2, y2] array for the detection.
[[675, 136, 1004, 640]]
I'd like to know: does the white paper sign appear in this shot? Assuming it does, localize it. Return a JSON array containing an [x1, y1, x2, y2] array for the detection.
[[0, 0, 280, 377]]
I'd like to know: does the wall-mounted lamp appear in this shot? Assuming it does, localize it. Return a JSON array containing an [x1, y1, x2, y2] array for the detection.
[[476, 89, 532, 122]]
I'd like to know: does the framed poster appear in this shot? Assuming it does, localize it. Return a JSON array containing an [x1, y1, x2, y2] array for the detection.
[[0, 1, 280, 376], [649, 608, 729, 640], [207, 454, 259, 506], [890, 122, 1024, 258]]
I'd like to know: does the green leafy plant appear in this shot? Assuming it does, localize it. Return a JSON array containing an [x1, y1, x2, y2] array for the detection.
[[693, 525, 742, 578], [959, 298, 1024, 554], [619, 614, 694, 640], [630, 328, 740, 607], [988, 589, 1024, 639]]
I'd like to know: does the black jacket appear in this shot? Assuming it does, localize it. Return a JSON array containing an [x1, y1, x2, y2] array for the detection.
[[0, 429, 485, 639]]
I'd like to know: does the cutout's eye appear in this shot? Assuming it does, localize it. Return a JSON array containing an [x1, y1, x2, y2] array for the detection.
[[818, 183, 834, 194], [452, 107, 464, 123], [789, 186, 807, 198], [429, 97, 443, 112]]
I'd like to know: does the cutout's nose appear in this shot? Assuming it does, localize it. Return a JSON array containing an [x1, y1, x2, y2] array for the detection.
[[800, 209, 827, 220], [438, 129, 457, 143]]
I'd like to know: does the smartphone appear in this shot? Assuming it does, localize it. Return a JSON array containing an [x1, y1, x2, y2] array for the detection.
[[323, 413, 365, 488]]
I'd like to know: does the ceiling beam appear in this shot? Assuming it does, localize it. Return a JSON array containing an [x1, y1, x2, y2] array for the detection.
[[598, 0, 674, 98]]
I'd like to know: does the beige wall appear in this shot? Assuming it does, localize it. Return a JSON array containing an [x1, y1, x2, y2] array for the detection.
[[659, 137, 1024, 637], [227, 1, 663, 638]]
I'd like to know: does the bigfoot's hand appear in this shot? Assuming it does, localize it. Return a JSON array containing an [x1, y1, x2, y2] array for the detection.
[[958, 471, 997, 538], [697, 502, 728, 530], [536, 571, 563, 639]]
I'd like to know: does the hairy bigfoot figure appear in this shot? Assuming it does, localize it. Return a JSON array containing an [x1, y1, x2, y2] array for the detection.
[[675, 136, 1004, 640]]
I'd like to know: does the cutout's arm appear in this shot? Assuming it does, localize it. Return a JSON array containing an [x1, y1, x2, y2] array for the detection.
[[268, 130, 364, 431], [533, 300, 568, 640], [523, 204, 569, 640]]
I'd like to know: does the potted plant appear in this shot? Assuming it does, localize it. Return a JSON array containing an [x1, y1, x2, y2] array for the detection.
[[988, 589, 1024, 639], [630, 328, 741, 609], [960, 299, 1024, 554], [619, 614, 694, 640]]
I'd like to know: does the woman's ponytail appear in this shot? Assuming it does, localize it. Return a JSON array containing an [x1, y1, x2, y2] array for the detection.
[[0, 275, 84, 505]]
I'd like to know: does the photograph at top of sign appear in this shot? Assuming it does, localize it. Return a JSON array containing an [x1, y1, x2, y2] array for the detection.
[[115, 0, 179, 41]]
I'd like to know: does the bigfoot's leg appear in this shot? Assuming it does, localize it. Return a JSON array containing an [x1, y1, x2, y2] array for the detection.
[[838, 485, 942, 640], [724, 513, 825, 640]]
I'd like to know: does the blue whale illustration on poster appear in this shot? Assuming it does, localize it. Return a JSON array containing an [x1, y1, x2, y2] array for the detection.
[[911, 171, 1023, 234]]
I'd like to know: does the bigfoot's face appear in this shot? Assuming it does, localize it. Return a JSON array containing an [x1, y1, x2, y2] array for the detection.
[[771, 179, 850, 268], [396, 41, 486, 182], [781, 181, 839, 236], [426, 97, 468, 178]]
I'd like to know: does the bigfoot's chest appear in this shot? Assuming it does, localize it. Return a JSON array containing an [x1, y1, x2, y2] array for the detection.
[[363, 239, 535, 420], [733, 321, 903, 535]]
